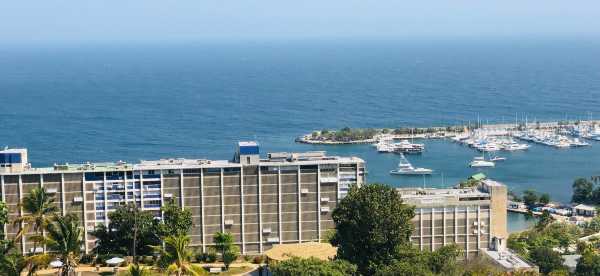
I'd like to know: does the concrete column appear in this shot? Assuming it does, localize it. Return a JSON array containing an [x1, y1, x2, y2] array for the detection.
[[40, 175, 46, 253], [477, 206, 481, 251], [317, 164, 321, 241], [82, 172, 89, 254], [465, 207, 469, 260], [277, 166, 282, 244], [18, 175, 24, 253], [179, 170, 184, 207], [419, 208, 423, 251], [257, 166, 263, 252], [454, 207, 458, 245], [240, 167, 246, 254], [443, 207, 447, 245], [139, 171, 145, 210], [431, 208, 435, 250], [336, 166, 340, 201], [159, 171, 164, 213], [297, 165, 302, 242], [200, 169, 206, 252], [220, 168, 225, 233], [124, 171, 128, 201], [61, 174, 66, 216], [103, 172, 109, 226]]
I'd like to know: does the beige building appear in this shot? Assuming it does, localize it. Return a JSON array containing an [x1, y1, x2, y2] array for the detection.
[[0, 142, 365, 255], [397, 179, 508, 259]]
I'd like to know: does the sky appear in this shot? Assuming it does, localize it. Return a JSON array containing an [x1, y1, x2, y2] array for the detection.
[[1, 1, 599, 44]]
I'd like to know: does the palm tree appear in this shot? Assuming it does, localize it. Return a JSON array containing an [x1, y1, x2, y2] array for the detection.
[[153, 235, 204, 276], [45, 213, 83, 276], [14, 187, 58, 250]]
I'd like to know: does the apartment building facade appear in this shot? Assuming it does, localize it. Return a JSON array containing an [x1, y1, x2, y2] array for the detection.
[[0, 142, 365, 254], [397, 179, 508, 259]]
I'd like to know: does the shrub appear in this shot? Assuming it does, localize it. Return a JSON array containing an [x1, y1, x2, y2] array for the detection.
[[253, 255, 265, 264], [205, 251, 217, 263], [243, 255, 252, 262], [80, 254, 95, 264]]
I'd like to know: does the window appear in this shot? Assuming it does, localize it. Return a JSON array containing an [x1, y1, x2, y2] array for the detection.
[[246, 156, 251, 163]]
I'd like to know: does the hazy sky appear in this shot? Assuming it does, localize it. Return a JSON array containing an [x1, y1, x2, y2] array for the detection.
[[2, 0, 599, 44]]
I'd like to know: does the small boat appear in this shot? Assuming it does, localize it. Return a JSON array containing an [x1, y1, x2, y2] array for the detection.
[[390, 155, 433, 175], [469, 156, 495, 168], [490, 156, 506, 162]]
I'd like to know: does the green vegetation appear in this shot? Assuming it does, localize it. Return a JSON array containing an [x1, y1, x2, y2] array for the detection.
[[571, 178, 600, 204], [0, 187, 84, 276], [509, 222, 582, 274], [270, 257, 357, 276], [213, 232, 240, 270], [91, 203, 161, 257], [575, 248, 600, 275], [317, 127, 378, 141], [153, 235, 205, 276], [45, 213, 84, 276], [331, 183, 415, 275], [520, 189, 551, 208], [158, 200, 193, 237]]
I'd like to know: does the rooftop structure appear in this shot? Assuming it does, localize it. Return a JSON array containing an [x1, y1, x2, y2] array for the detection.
[[482, 249, 537, 272], [0, 142, 365, 255]]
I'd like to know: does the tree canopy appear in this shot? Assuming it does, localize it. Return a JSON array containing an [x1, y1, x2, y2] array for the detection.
[[572, 178, 594, 204], [331, 183, 415, 275], [91, 204, 160, 256], [158, 200, 193, 237], [270, 257, 357, 276]]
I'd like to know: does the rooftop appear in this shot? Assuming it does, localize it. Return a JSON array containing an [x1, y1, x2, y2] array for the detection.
[[482, 249, 536, 271], [0, 143, 364, 175]]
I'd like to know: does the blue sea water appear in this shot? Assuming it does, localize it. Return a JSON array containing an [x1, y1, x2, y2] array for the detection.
[[2, 38, 600, 214]]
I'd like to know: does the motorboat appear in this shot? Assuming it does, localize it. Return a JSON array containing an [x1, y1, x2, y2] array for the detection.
[[390, 155, 433, 175], [394, 140, 425, 154], [469, 156, 495, 168], [490, 156, 507, 162]]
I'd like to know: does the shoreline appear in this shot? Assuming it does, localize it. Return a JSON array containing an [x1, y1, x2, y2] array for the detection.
[[296, 119, 600, 145]]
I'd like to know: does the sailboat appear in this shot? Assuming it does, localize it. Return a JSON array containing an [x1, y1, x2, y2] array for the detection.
[[390, 154, 433, 175]]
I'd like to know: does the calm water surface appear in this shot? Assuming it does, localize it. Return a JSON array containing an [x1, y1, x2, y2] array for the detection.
[[1, 38, 600, 208]]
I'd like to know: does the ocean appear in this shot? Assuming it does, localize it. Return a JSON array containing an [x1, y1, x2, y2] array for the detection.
[[1, 38, 600, 216]]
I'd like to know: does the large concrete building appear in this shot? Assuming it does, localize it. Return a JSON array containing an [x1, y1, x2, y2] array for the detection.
[[0, 143, 365, 254], [397, 179, 509, 259]]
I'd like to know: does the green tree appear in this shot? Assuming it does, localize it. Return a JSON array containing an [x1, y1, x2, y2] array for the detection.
[[572, 178, 593, 203], [213, 232, 239, 270], [522, 190, 539, 208], [45, 213, 84, 276], [539, 193, 551, 205], [0, 201, 8, 240], [153, 235, 204, 276], [92, 204, 160, 257], [14, 187, 58, 250], [575, 249, 600, 276], [158, 200, 193, 237], [535, 210, 555, 230], [270, 257, 357, 276], [331, 183, 415, 275], [0, 252, 27, 276], [529, 246, 565, 274]]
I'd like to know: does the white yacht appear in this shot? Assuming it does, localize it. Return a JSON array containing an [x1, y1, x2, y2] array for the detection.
[[490, 156, 506, 162], [390, 155, 433, 175], [469, 156, 495, 168]]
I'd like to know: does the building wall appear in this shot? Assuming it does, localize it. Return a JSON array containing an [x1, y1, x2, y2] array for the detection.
[[0, 161, 364, 255], [410, 205, 491, 259]]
